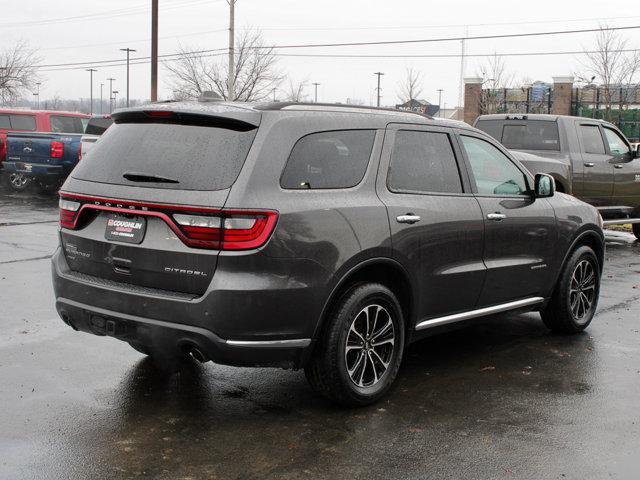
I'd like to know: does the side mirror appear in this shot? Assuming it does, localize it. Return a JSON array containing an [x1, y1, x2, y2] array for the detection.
[[534, 173, 555, 198]]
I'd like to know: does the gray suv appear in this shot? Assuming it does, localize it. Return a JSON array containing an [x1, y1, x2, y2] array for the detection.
[[52, 101, 604, 406]]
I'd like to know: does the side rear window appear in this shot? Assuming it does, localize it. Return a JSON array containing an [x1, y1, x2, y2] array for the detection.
[[388, 130, 462, 194], [579, 125, 605, 154], [51, 115, 85, 134], [10, 114, 36, 131], [281, 130, 375, 189], [501, 121, 560, 151], [0, 115, 10, 129]]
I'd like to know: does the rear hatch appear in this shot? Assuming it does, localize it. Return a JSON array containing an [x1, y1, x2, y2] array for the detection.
[[58, 106, 263, 296]]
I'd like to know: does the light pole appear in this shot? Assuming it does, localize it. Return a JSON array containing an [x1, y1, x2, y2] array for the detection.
[[100, 83, 104, 114], [312, 82, 320, 103], [272, 87, 277, 101], [107, 78, 115, 113], [86, 68, 97, 114], [227, 0, 236, 101], [33, 92, 39, 109], [120, 47, 136, 107], [151, 0, 158, 102], [112, 90, 119, 109], [374, 72, 384, 107], [437, 89, 444, 117]]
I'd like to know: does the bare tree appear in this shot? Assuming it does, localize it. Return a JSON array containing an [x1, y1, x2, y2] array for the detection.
[[396, 68, 424, 104], [576, 24, 640, 116], [283, 78, 309, 102], [0, 40, 41, 105], [477, 54, 514, 90], [166, 29, 282, 101]]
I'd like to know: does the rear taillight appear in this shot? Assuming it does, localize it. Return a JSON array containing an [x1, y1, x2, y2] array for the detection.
[[173, 211, 277, 250], [58, 194, 278, 251], [51, 141, 64, 158], [59, 198, 80, 229], [78, 142, 82, 160]]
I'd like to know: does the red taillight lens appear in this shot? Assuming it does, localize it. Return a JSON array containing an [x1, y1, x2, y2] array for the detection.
[[51, 141, 64, 158], [145, 110, 173, 118], [59, 198, 80, 229], [78, 142, 82, 160], [173, 211, 277, 250]]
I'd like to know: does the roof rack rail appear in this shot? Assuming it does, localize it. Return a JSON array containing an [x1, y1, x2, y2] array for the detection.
[[254, 101, 432, 119]]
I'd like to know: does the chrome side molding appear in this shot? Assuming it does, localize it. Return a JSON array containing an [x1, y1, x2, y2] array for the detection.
[[415, 297, 545, 331], [226, 338, 312, 348]]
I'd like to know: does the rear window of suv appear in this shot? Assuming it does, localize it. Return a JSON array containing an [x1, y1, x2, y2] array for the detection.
[[280, 130, 375, 189], [71, 121, 257, 191], [475, 119, 560, 151]]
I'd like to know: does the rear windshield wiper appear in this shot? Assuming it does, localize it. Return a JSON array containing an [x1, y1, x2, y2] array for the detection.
[[122, 172, 179, 184]]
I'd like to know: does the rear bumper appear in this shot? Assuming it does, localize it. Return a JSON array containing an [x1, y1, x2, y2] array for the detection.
[[3, 161, 64, 178], [51, 247, 324, 369]]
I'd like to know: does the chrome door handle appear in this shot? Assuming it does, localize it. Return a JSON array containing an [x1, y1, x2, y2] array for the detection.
[[487, 213, 507, 221], [584, 162, 595, 167], [396, 214, 421, 224], [614, 164, 623, 169]]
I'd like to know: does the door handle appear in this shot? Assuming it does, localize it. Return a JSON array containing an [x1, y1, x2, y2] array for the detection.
[[584, 162, 595, 167], [614, 164, 623, 169], [486, 213, 507, 221], [396, 214, 421, 224]]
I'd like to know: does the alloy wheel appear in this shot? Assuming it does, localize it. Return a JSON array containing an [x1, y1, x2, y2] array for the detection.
[[569, 259, 596, 323], [345, 304, 395, 388], [9, 173, 29, 189]]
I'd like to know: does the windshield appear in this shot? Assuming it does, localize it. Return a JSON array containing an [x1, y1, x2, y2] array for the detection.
[[71, 121, 257, 191]]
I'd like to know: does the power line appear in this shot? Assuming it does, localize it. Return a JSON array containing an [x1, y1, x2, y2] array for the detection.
[[33, 24, 640, 71]]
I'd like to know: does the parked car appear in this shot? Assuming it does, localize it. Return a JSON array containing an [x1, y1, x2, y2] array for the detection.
[[52, 102, 604, 406], [80, 115, 113, 159], [474, 114, 640, 239], [0, 109, 89, 191]]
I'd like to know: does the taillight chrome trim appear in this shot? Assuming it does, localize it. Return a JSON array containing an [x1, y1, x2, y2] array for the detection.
[[58, 192, 278, 251]]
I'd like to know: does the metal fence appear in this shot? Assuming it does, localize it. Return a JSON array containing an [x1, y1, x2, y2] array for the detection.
[[572, 86, 640, 141], [481, 85, 553, 115]]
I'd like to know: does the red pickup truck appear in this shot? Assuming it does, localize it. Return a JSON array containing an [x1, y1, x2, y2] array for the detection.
[[0, 109, 90, 190]]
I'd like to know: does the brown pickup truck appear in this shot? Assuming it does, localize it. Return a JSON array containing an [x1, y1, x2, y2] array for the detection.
[[474, 114, 640, 239]]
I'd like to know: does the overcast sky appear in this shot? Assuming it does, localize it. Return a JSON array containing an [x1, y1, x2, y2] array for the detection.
[[1, 0, 639, 108]]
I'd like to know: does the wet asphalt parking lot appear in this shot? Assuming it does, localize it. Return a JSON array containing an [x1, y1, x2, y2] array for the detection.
[[1, 185, 639, 480]]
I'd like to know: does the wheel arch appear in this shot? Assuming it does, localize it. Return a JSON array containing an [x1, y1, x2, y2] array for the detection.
[[557, 228, 605, 280], [312, 257, 416, 342]]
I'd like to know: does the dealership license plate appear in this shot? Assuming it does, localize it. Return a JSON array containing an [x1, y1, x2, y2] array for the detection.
[[104, 214, 147, 244]]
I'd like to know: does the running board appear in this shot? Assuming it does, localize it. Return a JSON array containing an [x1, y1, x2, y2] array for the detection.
[[415, 297, 545, 331], [603, 218, 640, 225]]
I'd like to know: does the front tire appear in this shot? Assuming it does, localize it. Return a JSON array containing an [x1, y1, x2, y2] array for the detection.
[[305, 283, 405, 406], [541, 245, 600, 333]]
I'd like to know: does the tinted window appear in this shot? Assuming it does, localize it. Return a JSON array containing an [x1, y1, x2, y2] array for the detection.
[[50, 115, 85, 134], [0, 115, 10, 129], [72, 122, 257, 191], [603, 127, 629, 155], [460, 135, 529, 196], [85, 117, 113, 135], [501, 121, 560, 151], [474, 119, 503, 141], [580, 125, 605, 154], [388, 130, 462, 194], [281, 130, 375, 189], [10, 115, 36, 131]]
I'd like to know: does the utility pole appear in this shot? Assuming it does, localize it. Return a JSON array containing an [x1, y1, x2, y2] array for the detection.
[[227, 0, 236, 101], [107, 77, 115, 113], [100, 83, 104, 114], [151, 0, 158, 102], [374, 72, 384, 107], [86, 68, 97, 114], [458, 25, 468, 109], [312, 82, 320, 103], [437, 89, 444, 117], [120, 47, 136, 107]]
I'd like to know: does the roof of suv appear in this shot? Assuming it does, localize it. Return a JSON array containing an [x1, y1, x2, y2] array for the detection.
[[114, 100, 467, 130], [477, 113, 614, 125]]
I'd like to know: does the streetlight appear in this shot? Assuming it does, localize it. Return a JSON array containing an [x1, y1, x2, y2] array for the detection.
[[120, 47, 136, 107], [107, 78, 116, 113], [312, 82, 320, 103], [86, 68, 97, 114], [374, 72, 384, 107], [112, 90, 119, 109], [100, 83, 104, 115], [437, 89, 444, 118]]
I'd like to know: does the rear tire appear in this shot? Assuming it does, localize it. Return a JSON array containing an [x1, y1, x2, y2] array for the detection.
[[632, 223, 640, 241], [305, 283, 405, 407], [5, 173, 31, 192], [541, 245, 600, 333]]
